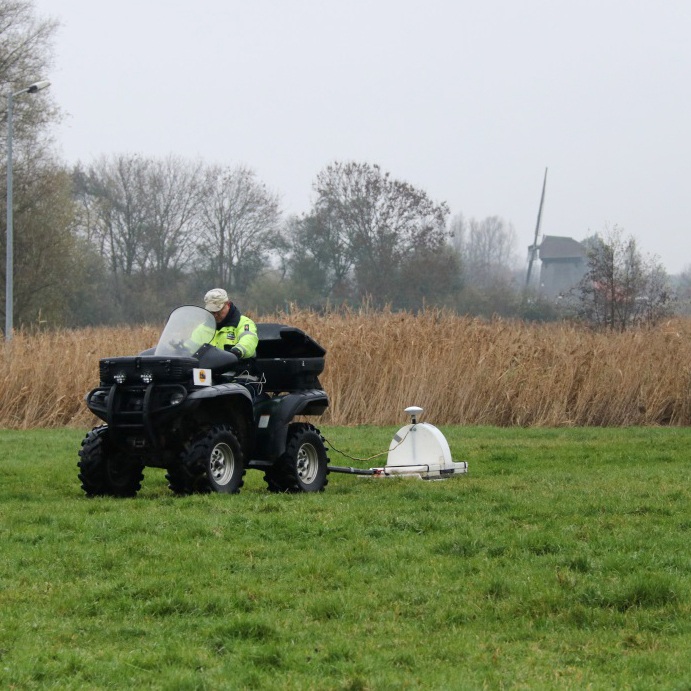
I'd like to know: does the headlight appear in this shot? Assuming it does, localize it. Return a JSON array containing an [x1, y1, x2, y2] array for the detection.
[[141, 372, 153, 384], [114, 372, 127, 384], [169, 392, 185, 406]]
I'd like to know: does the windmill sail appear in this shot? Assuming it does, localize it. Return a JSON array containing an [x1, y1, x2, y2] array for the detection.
[[526, 167, 548, 287]]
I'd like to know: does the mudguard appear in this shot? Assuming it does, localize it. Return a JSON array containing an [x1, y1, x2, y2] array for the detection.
[[251, 390, 329, 463], [186, 382, 253, 403]]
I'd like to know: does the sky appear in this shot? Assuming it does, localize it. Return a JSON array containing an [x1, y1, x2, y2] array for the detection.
[[31, 0, 691, 274]]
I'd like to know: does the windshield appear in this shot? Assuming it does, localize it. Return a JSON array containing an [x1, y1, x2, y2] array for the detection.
[[154, 306, 217, 357]]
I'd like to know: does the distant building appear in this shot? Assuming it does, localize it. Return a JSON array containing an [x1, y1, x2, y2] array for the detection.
[[531, 235, 587, 298]]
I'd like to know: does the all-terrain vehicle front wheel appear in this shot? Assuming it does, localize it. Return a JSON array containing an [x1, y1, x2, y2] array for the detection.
[[78, 425, 144, 498], [178, 424, 246, 494], [165, 463, 191, 495], [264, 423, 330, 493]]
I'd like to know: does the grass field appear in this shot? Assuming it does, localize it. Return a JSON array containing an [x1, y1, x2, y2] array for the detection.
[[1, 426, 689, 689]]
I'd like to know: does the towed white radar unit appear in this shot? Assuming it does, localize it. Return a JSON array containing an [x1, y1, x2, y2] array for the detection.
[[369, 406, 468, 480]]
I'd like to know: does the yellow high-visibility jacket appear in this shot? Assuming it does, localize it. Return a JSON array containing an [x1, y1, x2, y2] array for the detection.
[[191, 304, 259, 360], [195, 304, 258, 359]]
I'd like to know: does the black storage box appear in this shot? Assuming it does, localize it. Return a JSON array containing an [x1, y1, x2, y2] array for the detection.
[[254, 323, 326, 392]]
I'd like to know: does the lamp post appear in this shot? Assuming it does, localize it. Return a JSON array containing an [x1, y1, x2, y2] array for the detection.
[[5, 79, 50, 342]]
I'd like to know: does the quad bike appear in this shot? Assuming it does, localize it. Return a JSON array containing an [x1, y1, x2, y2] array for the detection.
[[78, 306, 330, 497]]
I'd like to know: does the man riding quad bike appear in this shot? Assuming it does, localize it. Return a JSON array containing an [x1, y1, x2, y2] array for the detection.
[[78, 306, 330, 497]]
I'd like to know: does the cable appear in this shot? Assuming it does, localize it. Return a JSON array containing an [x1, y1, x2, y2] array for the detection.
[[321, 424, 414, 464], [253, 372, 266, 397], [235, 369, 266, 397]]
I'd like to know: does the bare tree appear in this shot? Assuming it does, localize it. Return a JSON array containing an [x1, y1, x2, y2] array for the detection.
[[74, 154, 153, 278], [0, 0, 59, 150], [455, 214, 518, 290], [450, 213, 465, 255], [576, 225, 672, 330], [674, 264, 691, 315], [144, 155, 205, 275], [198, 165, 283, 292]]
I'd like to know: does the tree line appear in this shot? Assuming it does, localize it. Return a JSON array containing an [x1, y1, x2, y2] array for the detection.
[[0, 0, 679, 332], [6, 144, 529, 327], [76, 157, 530, 324]]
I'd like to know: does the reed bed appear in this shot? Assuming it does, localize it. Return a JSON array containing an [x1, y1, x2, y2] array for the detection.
[[2, 310, 691, 428]]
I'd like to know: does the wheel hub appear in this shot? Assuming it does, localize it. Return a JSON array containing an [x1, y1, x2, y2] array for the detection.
[[209, 442, 234, 484], [296, 442, 319, 484]]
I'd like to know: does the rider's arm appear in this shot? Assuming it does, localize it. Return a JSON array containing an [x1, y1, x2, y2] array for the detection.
[[232, 318, 258, 359]]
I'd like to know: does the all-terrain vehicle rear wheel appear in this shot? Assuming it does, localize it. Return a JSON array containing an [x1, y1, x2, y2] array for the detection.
[[78, 426, 144, 498], [179, 424, 246, 494], [264, 423, 329, 493]]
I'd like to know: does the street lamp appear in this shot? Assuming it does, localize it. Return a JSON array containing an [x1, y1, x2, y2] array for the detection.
[[5, 79, 50, 342]]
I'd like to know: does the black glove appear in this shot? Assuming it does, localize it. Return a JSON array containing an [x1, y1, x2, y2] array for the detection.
[[229, 347, 242, 359]]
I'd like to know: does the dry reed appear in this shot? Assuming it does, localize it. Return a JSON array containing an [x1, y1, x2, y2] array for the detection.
[[2, 310, 691, 429]]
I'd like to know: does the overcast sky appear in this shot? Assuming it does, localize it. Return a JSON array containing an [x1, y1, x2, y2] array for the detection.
[[32, 0, 691, 274]]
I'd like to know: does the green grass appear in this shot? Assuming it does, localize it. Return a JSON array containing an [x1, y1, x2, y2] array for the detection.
[[0, 426, 689, 690]]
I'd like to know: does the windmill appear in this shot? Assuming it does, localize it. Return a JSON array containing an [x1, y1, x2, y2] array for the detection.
[[526, 167, 548, 287]]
